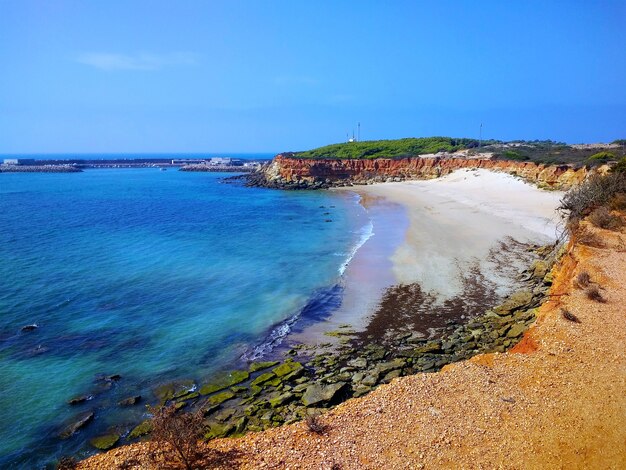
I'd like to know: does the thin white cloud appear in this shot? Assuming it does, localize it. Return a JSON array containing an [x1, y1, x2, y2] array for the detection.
[[75, 52, 199, 71]]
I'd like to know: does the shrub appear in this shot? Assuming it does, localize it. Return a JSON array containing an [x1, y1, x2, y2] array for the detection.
[[561, 308, 581, 323], [56, 457, 77, 470], [570, 223, 605, 248], [149, 405, 204, 470], [587, 151, 616, 164], [559, 172, 626, 221], [306, 413, 329, 435], [585, 286, 606, 303], [612, 157, 626, 174], [609, 193, 626, 211], [574, 271, 592, 289], [588, 206, 624, 230]]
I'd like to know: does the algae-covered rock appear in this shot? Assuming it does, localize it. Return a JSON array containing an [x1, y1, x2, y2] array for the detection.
[[269, 392, 294, 408], [301, 382, 348, 407], [90, 433, 119, 450], [154, 380, 195, 402], [250, 371, 276, 387], [271, 361, 303, 378], [59, 411, 94, 439], [199, 370, 249, 395], [208, 390, 235, 406], [507, 323, 526, 338], [249, 361, 279, 372], [494, 290, 533, 315], [129, 420, 153, 439]]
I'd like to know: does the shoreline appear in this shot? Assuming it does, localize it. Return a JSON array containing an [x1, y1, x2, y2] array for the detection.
[[80, 192, 626, 470], [288, 169, 564, 348]]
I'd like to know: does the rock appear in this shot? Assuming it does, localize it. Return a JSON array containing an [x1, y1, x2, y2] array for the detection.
[[413, 341, 442, 354], [68, 395, 91, 405], [250, 371, 276, 387], [381, 369, 402, 383], [271, 361, 303, 378], [269, 392, 295, 408], [361, 374, 378, 387], [129, 420, 153, 439], [208, 390, 235, 406], [234, 416, 248, 434], [205, 422, 235, 439], [507, 324, 526, 338], [301, 382, 348, 407], [199, 370, 249, 395], [347, 357, 367, 369], [59, 411, 94, 439], [90, 433, 119, 450], [154, 380, 195, 402], [494, 290, 533, 315], [249, 361, 279, 372], [118, 395, 141, 406]]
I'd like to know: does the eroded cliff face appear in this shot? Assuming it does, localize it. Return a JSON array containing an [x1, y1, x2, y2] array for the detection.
[[249, 155, 599, 190]]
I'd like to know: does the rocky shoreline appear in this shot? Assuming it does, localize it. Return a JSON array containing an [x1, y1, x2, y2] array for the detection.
[[76, 241, 560, 455]]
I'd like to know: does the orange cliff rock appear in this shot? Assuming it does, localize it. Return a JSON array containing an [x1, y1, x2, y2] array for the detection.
[[257, 154, 600, 190]]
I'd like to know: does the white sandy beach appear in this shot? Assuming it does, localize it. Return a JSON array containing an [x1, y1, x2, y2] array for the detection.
[[290, 169, 565, 342]]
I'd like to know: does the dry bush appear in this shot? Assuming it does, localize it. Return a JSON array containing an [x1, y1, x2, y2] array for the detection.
[[610, 193, 626, 211], [148, 405, 204, 470], [588, 207, 624, 230], [559, 172, 626, 221], [306, 413, 329, 435], [56, 456, 77, 470], [573, 271, 592, 289], [585, 286, 606, 303], [572, 224, 605, 248], [561, 308, 581, 323]]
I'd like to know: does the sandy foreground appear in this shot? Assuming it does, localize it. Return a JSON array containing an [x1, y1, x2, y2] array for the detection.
[[80, 173, 626, 469]]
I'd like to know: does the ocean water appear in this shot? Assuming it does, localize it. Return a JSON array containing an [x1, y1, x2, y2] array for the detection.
[[0, 168, 368, 468]]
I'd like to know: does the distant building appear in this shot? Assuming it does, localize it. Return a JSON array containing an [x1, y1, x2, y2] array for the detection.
[[3, 158, 36, 165]]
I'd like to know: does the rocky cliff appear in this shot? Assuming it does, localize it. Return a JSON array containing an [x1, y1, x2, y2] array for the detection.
[[247, 155, 600, 190]]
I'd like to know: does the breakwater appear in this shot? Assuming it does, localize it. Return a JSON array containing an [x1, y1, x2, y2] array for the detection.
[[0, 164, 82, 173], [247, 154, 602, 190]]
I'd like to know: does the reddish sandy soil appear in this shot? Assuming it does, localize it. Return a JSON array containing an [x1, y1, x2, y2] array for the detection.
[[80, 220, 626, 470]]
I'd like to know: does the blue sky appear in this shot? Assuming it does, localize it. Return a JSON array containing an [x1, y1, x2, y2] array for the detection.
[[0, 0, 625, 153]]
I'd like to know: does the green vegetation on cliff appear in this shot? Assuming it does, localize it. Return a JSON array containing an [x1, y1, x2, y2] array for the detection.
[[291, 137, 626, 165], [294, 137, 480, 159]]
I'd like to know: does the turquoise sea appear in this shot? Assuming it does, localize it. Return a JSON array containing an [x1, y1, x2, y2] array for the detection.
[[0, 167, 369, 468]]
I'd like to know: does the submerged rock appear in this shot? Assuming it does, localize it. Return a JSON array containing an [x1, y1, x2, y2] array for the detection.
[[154, 380, 195, 402], [59, 411, 94, 439], [118, 395, 141, 406], [68, 395, 91, 406]]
